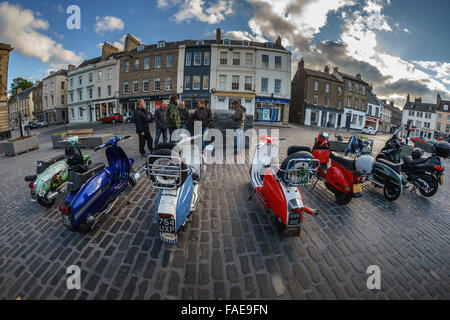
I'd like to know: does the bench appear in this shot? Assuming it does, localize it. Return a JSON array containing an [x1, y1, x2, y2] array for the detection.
[[67, 129, 94, 148]]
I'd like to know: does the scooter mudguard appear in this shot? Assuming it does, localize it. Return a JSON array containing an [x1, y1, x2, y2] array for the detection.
[[262, 169, 288, 225], [372, 162, 402, 188], [326, 165, 351, 194], [34, 161, 68, 199], [175, 174, 194, 231], [312, 149, 330, 164]]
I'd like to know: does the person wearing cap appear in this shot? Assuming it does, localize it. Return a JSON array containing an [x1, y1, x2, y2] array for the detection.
[[167, 95, 181, 142]]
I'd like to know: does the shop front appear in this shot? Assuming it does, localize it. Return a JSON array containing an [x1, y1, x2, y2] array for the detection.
[[304, 105, 343, 128], [119, 94, 171, 117], [365, 116, 380, 131], [255, 97, 290, 123], [212, 92, 255, 117], [343, 108, 366, 130], [181, 93, 211, 110]]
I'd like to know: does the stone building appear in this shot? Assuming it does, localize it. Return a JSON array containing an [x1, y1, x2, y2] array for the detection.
[[42, 68, 69, 124], [0, 43, 13, 141], [389, 103, 402, 132], [367, 91, 382, 132], [32, 81, 43, 121], [8, 86, 34, 125], [401, 96, 437, 139], [435, 93, 450, 138]]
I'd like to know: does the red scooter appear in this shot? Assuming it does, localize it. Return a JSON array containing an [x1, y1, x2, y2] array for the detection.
[[249, 134, 320, 236], [290, 133, 374, 205]]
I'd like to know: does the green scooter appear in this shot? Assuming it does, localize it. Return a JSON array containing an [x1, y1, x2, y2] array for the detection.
[[25, 136, 91, 207]]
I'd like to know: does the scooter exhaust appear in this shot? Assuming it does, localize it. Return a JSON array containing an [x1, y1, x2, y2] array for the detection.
[[47, 183, 68, 200]]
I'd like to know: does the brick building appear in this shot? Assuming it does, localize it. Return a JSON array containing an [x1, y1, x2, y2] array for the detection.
[[435, 93, 450, 138], [0, 43, 13, 141], [32, 81, 43, 121]]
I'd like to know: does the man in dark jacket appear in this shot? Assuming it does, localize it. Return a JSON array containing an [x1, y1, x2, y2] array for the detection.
[[154, 102, 168, 148], [134, 99, 153, 156], [193, 100, 213, 150], [178, 102, 189, 129], [230, 101, 246, 155], [167, 95, 181, 142]]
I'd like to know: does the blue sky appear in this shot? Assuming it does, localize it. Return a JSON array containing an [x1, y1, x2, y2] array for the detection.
[[1, 0, 449, 106]]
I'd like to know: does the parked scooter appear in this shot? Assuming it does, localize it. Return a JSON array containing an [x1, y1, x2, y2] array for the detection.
[[300, 132, 374, 205], [146, 134, 213, 245], [249, 134, 320, 237], [25, 136, 91, 207], [59, 136, 139, 232], [345, 133, 372, 156]]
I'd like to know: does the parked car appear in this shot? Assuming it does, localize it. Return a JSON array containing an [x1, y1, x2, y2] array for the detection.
[[36, 121, 48, 128], [24, 121, 38, 130], [411, 137, 426, 143], [361, 126, 377, 135], [124, 115, 134, 123], [101, 113, 123, 124]]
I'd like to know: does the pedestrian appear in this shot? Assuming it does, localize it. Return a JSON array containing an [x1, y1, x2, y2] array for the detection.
[[167, 95, 181, 142], [230, 101, 246, 155], [134, 99, 153, 156], [193, 100, 213, 150], [154, 102, 168, 148], [178, 101, 189, 130]]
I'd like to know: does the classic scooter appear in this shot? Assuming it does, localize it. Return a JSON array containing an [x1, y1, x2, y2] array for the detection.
[[146, 134, 213, 245], [345, 133, 372, 156], [59, 136, 139, 232], [297, 132, 374, 205], [249, 134, 320, 237], [25, 136, 91, 207]]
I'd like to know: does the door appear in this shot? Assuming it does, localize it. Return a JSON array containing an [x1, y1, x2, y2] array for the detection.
[[271, 108, 278, 122]]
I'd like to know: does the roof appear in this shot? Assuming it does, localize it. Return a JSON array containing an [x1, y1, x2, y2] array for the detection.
[[368, 92, 381, 105], [77, 56, 102, 69], [304, 68, 342, 82], [0, 43, 13, 51], [14, 86, 33, 101], [437, 99, 450, 112], [336, 71, 369, 85], [403, 101, 437, 113], [43, 69, 67, 80]]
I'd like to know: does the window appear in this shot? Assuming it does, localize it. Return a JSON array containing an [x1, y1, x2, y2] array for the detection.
[[325, 83, 330, 93], [193, 76, 201, 90], [348, 81, 352, 91], [61, 95, 65, 104], [444, 104, 449, 111], [78, 76, 82, 85], [245, 76, 252, 91], [155, 55, 161, 68], [242, 41, 250, 46], [446, 124, 450, 133], [143, 79, 149, 92], [437, 122, 441, 130], [70, 92, 73, 102], [202, 75, 209, 90], [347, 97, 352, 108], [355, 84, 359, 93], [338, 100, 342, 109], [185, 52, 192, 66], [274, 79, 281, 94], [266, 42, 274, 48], [233, 52, 240, 66], [361, 101, 365, 111], [107, 85, 111, 96], [69, 79, 73, 88], [61, 82, 65, 90], [133, 59, 139, 71], [219, 75, 227, 90], [51, 82, 54, 91], [204, 52, 210, 66], [97, 87, 101, 97], [165, 77, 172, 91], [196, 40, 204, 45], [245, 53, 253, 67], [88, 73, 93, 83], [338, 86, 342, 96], [275, 56, 282, 69], [137, 44, 144, 51], [154, 78, 160, 91], [362, 86, 366, 95], [157, 41, 165, 48], [45, 96, 48, 107], [438, 113, 442, 119], [448, 115, 450, 121], [358, 115, 363, 125], [78, 90, 82, 101], [98, 71, 102, 81], [314, 95, 318, 105], [133, 80, 138, 93], [325, 97, 329, 107], [261, 78, 268, 92], [223, 39, 230, 45], [124, 61, 130, 72], [262, 54, 269, 68], [88, 88, 92, 99], [71, 108, 75, 119], [355, 99, 359, 109], [184, 76, 191, 90], [123, 82, 129, 94], [314, 81, 319, 91], [232, 75, 239, 90], [166, 54, 173, 68], [220, 52, 227, 65], [193, 52, 202, 66], [369, 105, 372, 115], [107, 68, 112, 80], [79, 107, 84, 118], [144, 57, 150, 70]]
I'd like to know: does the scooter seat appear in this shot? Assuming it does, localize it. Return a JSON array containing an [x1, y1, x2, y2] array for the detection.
[[377, 158, 401, 174], [402, 156, 427, 165], [287, 146, 312, 156], [36, 154, 65, 174], [68, 163, 106, 192], [329, 152, 355, 171]]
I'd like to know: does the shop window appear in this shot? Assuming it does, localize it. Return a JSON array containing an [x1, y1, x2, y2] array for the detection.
[[193, 76, 201, 90]]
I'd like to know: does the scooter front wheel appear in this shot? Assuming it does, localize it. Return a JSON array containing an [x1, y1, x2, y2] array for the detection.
[[383, 185, 401, 201], [38, 197, 55, 207]]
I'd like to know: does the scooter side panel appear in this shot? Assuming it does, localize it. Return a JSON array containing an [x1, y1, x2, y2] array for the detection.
[[327, 164, 351, 193], [176, 174, 194, 231], [106, 147, 131, 179], [34, 161, 68, 197], [312, 149, 330, 164], [372, 162, 402, 186], [262, 169, 288, 225]]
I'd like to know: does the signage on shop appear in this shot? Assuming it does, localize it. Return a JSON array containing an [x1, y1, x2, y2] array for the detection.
[[255, 97, 290, 104], [119, 95, 170, 103]]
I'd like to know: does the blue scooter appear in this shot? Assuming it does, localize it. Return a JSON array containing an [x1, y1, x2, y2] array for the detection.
[[59, 136, 139, 232], [145, 134, 213, 245], [345, 133, 372, 156]]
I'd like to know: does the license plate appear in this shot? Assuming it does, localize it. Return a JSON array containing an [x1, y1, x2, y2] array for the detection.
[[440, 175, 444, 185], [288, 212, 301, 226], [158, 218, 176, 234], [353, 184, 362, 193], [62, 214, 71, 227]]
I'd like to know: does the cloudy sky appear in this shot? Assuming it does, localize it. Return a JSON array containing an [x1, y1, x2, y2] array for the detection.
[[1, 0, 449, 107]]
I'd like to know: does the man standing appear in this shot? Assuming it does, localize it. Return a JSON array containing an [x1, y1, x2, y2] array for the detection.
[[193, 100, 213, 150], [178, 101, 189, 130], [230, 101, 246, 155], [154, 102, 168, 148], [167, 95, 181, 142], [134, 99, 153, 156]]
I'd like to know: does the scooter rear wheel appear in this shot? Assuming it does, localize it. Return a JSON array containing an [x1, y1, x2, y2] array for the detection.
[[418, 177, 438, 197], [38, 197, 55, 207], [383, 185, 401, 201], [335, 192, 352, 205]]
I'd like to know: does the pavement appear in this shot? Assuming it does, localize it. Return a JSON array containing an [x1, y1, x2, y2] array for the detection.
[[0, 122, 448, 300]]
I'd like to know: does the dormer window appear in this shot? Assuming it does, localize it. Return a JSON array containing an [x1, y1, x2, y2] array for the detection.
[[223, 39, 230, 45], [242, 41, 250, 46], [266, 42, 274, 48], [196, 40, 204, 45], [444, 104, 449, 111], [157, 41, 166, 48], [137, 45, 144, 52]]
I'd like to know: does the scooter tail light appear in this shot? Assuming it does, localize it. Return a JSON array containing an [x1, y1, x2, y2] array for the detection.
[[59, 203, 71, 215], [356, 175, 364, 183], [434, 165, 443, 171], [28, 183, 35, 189], [159, 213, 173, 219], [343, 186, 351, 193]]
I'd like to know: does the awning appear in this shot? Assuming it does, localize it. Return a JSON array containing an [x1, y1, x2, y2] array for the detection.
[[214, 92, 255, 98]]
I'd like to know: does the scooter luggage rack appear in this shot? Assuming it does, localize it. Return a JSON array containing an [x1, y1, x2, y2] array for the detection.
[[146, 154, 189, 190], [278, 158, 320, 186]]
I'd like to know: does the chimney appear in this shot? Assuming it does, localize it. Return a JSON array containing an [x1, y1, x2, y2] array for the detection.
[[216, 28, 222, 44], [437, 93, 441, 105], [406, 93, 410, 103], [102, 42, 119, 61], [298, 58, 304, 71], [275, 36, 282, 48], [415, 97, 422, 103], [68, 64, 76, 72], [369, 83, 373, 92], [333, 67, 339, 73], [35, 80, 41, 85], [324, 65, 330, 74], [390, 101, 394, 106], [124, 34, 141, 52], [17, 88, 22, 94], [356, 74, 361, 79]]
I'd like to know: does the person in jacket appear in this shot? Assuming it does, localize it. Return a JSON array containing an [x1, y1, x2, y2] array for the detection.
[[193, 100, 213, 150], [178, 102, 189, 129], [167, 95, 181, 142], [134, 99, 153, 156], [230, 101, 246, 155], [154, 102, 168, 148]]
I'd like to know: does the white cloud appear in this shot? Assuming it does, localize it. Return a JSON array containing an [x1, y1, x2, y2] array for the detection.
[[0, 2, 82, 66], [403, 28, 410, 33], [413, 60, 450, 80], [94, 16, 125, 34], [160, 0, 234, 24]]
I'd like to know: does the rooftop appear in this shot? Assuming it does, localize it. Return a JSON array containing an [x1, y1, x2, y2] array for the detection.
[[304, 68, 342, 82], [403, 101, 437, 112]]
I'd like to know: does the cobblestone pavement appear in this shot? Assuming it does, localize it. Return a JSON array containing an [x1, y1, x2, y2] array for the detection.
[[0, 123, 448, 300]]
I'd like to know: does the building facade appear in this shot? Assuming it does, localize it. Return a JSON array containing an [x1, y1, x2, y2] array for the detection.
[[380, 101, 391, 133], [0, 43, 13, 140], [8, 87, 34, 125], [32, 81, 43, 121], [67, 61, 97, 123], [367, 91, 382, 132], [435, 94, 450, 138], [42, 68, 68, 124], [401, 96, 437, 139], [389, 104, 402, 132]]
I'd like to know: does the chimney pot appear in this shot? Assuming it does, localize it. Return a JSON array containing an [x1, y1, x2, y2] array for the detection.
[[415, 97, 422, 103], [356, 74, 361, 79], [333, 67, 338, 73], [324, 65, 330, 74]]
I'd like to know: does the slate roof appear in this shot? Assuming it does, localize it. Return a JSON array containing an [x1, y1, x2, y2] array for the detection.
[[304, 68, 342, 82], [368, 92, 381, 105], [437, 99, 450, 112], [336, 72, 369, 85], [43, 69, 67, 80], [403, 101, 437, 113], [77, 56, 102, 69]]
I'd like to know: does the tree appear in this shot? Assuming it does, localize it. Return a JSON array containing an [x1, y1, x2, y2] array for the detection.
[[8, 78, 34, 103]]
